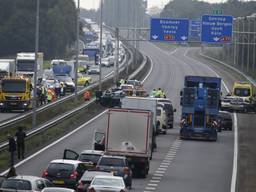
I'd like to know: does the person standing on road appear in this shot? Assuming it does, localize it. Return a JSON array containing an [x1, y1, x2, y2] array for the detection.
[[15, 127, 26, 159], [8, 134, 16, 166]]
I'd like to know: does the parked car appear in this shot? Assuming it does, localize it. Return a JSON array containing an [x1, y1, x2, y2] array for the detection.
[[77, 73, 92, 87], [0, 175, 53, 192], [63, 149, 104, 167], [96, 155, 132, 188], [76, 170, 113, 192], [87, 65, 100, 75], [42, 187, 75, 192], [87, 175, 128, 192], [42, 159, 87, 189]]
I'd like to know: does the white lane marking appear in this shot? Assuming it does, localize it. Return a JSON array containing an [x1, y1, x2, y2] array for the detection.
[[145, 187, 156, 190], [148, 183, 158, 187], [184, 48, 238, 192], [160, 165, 169, 168], [231, 113, 238, 192], [154, 173, 164, 177], [155, 170, 166, 174], [1, 110, 108, 175], [163, 159, 172, 162], [161, 162, 171, 165], [141, 55, 154, 84], [158, 167, 167, 171], [150, 180, 160, 183]]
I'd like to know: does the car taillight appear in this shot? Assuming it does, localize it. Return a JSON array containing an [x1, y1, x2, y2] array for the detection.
[[42, 170, 48, 177], [70, 171, 78, 179], [77, 181, 84, 189], [88, 187, 96, 192]]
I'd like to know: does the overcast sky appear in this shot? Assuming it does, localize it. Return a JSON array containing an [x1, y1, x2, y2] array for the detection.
[[79, 0, 227, 10]]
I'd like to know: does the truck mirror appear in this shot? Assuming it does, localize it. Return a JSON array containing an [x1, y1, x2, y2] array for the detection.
[[180, 91, 183, 96], [180, 97, 183, 106]]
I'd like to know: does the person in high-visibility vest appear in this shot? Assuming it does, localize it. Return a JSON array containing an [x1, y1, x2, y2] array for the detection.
[[47, 89, 53, 103]]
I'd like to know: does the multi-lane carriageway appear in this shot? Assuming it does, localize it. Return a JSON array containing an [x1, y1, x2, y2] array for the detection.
[[3, 42, 255, 192]]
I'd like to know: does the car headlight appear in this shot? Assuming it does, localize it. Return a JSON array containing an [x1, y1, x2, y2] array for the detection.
[[23, 103, 28, 106], [0, 103, 4, 106]]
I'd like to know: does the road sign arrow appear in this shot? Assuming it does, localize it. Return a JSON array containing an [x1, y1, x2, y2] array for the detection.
[[181, 36, 187, 41], [152, 34, 158, 40], [213, 37, 220, 42]]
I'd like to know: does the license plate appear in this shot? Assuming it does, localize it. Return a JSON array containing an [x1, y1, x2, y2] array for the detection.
[[53, 180, 65, 184], [10, 102, 17, 105]]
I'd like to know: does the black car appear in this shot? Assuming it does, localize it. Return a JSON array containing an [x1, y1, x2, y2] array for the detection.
[[218, 111, 233, 130], [97, 155, 132, 189], [42, 159, 86, 189]]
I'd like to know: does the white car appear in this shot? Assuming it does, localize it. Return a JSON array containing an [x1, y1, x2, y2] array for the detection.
[[88, 65, 100, 74], [101, 58, 111, 67], [42, 187, 75, 192], [88, 175, 128, 192]]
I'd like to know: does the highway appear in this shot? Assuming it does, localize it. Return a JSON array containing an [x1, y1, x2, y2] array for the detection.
[[11, 43, 239, 192]]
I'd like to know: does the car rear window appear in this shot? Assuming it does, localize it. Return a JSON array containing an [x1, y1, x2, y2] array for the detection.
[[47, 163, 75, 174], [92, 177, 123, 187], [2, 179, 32, 190], [99, 157, 125, 167], [79, 154, 101, 164]]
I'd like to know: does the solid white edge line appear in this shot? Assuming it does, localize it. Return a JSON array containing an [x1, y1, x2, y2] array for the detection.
[[141, 55, 154, 84], [1, 110, 108, 175], [183, 49, 237, 192]]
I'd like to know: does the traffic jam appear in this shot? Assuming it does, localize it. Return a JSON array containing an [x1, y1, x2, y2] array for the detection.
[[0, 19, 125, 113], [0, 13, 255, 192]]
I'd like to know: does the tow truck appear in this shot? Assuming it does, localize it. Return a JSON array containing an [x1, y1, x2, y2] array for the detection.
[[221, 81, 256, 112], [180, 76, 221, 141], [0, 76, 32, 112]]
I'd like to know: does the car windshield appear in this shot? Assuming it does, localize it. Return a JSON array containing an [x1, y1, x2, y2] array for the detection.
[[78, 154, 101, 164], [234, 88, 250, 97], [99, 157, 125, 167], [47, 163, 74, 174], [92, 177, 123, 187], [2, 179, 32, 190], [1, 80, 26, 93]]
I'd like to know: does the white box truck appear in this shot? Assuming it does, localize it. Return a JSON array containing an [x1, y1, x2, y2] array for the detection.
[[105, 108, 153, 178], [16, 52, 44, 82], [121, 97, 158, 147], [0, 59, 15, 79]]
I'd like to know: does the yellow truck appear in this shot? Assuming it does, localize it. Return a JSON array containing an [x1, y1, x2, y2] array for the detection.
[[0, 76, 32, 112], [221, 81, 256, 112]]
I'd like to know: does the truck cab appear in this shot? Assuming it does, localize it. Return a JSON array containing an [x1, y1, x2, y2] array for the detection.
[[0, 76, 32, 112], [180, 76, 221, 141]]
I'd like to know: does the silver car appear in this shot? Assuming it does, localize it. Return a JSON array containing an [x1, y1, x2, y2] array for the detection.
[[0, 175, 53, 192], [42, 187, 75, 192], [87, 175, 127, 192]]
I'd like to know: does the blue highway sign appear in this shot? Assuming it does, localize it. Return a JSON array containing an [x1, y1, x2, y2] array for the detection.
[[201, 15, 233, 43], [150, 18, 189, 42]]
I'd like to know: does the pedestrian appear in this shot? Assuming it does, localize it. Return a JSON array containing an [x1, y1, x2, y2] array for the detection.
[[55, 80, 61, 98], [150, 89, 157, 97], [15, 127, 26, 159], [8, 134, 16, 166], [6, 166, 17, 178], [47, 89, 53, 103], [60, 82, 65, 96], [40, 85, 46, 105]]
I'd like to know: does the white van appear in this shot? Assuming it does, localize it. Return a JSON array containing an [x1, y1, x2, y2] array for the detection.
[[156, 103, 168, 134]]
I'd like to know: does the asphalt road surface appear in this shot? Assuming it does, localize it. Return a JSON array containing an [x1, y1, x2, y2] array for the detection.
[[10, 43, 241, 192]]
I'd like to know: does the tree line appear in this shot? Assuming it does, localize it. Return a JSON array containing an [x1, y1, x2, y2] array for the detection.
[[160, 0, 256, 19], [0, 0, 77, 59]]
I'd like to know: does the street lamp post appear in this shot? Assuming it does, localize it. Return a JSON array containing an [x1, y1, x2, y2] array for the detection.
[[99, 0, 103, 90], [32, 0, 40, 128], [74, 0, 80, 97]]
